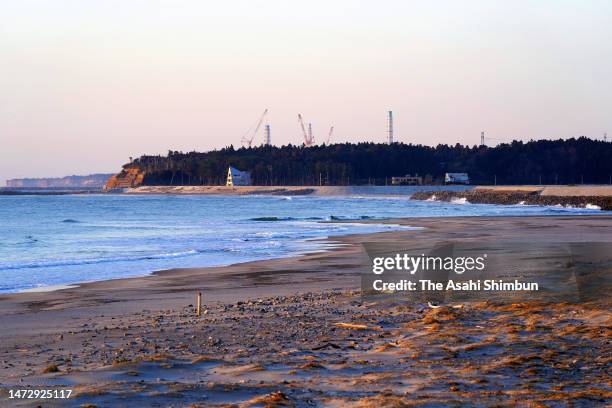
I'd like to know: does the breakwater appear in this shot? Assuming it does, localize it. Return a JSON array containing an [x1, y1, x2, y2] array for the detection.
[[411, 189, 612, 210]]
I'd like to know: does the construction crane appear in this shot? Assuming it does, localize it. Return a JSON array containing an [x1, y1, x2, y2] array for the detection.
[[298, 114, 315, 146], [241, 109, 268, 148], [325, 126, 334, 144]]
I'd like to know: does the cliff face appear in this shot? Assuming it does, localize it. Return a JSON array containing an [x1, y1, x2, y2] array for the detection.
[[6, 174, 114, 188], [104, 167, 145, 190]]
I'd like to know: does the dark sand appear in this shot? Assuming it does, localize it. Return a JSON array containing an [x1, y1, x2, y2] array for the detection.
[[0, 216, 610, 407]]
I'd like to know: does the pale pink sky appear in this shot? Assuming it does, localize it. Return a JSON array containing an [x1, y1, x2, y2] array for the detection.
[[1, 0, 611, 184]]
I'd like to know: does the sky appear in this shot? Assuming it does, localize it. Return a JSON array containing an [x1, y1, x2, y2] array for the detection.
[[1, 0, 611, 183]]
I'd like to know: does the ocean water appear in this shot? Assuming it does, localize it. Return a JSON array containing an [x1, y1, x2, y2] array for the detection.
[[0, 191, 605, 293]]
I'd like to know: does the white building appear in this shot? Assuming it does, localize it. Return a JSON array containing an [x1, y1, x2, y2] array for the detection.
[[445, 173, 470, 185], [226, 166, 252, 186], [391, 174, 423, 185]]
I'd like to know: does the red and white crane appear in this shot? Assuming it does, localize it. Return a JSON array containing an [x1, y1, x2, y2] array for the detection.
[[298, 113, 315, 146]]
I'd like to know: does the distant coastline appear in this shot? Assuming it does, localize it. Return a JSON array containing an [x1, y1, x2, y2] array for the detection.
[[0, 186, 104, 195], [5, 173, 113, 188]]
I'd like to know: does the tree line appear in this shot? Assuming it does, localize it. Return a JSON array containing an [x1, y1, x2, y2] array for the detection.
[[126, 137, 612, 186]]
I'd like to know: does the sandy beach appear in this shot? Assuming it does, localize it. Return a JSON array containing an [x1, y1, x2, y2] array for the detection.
[[125, 185, 612, 196], [0, 215, 610, 407]]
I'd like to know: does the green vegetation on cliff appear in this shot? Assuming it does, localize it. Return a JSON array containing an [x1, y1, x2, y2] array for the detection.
[[123, 137, 612, 186]]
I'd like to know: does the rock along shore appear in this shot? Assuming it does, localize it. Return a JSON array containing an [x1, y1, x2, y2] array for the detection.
[[411, 188, 612, 210]]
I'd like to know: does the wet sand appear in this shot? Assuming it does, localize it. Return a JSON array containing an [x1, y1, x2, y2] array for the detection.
[[0, 216, 610, 407]]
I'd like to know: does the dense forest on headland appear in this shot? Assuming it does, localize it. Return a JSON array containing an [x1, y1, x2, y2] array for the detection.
[[127, 137, 612, 186]]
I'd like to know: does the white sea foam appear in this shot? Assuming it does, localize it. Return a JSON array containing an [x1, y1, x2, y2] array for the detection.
[[1, 250, 201, 271], [451, 197, 468, 204]]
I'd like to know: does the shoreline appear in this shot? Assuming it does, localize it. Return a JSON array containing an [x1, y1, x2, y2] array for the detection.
[[1, 215, 610, 406], [3, 210, 606, 296], [1, 213, 610, 322], [1, 213, 609, 297], [18, 284, 78, 294], [11, 236, 352, 295], [6, 222, 404, 295]]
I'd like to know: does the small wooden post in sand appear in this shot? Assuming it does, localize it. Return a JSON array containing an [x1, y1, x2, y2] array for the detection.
[[196, 291, 202, 317]]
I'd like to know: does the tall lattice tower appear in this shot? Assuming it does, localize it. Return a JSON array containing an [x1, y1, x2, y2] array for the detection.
[[481, 131, 485, 146], [308, 123, 313, 144], [264, 124, 271, 146], [387, 111, 394, 144]]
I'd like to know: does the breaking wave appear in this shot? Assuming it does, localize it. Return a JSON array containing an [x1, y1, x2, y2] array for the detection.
[[0, 250, 208, 271], [451, 197, 469, 205]]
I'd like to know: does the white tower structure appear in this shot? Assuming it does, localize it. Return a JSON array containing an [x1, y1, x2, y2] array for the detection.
[[387, 111, 394, 144], [264, 124, 271, 146]]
